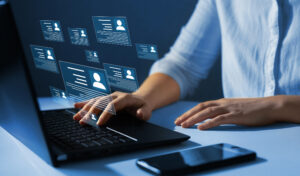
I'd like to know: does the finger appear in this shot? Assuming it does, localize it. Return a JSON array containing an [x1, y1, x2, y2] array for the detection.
[[123, 105, 151, 121], [181, 106, 226, 128], [73, 98, 97, 120], [74, 101, 88, 109], [111, 91, 122, 99], [78, 94, 119, 119], [97, 95, 142, 125], [79, 96, 108, 123], [175, 101, 219, 125], [96, 100, 118, 126], [123, 107, 139, 118], [197, 113, 233, 130], [136, 106, 152, 121]]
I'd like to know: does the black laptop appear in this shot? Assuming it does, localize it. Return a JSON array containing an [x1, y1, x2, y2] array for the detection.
[[2, 0, 195, 166]]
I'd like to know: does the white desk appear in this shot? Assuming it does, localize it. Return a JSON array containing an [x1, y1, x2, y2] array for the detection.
[[1, 100, 300, 176]]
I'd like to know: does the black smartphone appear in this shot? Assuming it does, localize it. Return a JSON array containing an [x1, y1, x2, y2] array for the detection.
[[136, 143, 256, 175]]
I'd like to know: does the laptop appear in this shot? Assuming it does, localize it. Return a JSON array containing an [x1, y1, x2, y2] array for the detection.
[[1, 0, 196, 166]]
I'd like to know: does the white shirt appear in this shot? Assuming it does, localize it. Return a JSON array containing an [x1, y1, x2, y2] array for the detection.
[[150, 0, 300, 99]]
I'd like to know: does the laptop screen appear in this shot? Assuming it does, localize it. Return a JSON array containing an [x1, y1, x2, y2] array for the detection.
[[9, 0, 197, 112]]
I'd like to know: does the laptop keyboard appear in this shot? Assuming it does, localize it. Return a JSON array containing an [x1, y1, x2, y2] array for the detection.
[[42, 110, 135, 151]]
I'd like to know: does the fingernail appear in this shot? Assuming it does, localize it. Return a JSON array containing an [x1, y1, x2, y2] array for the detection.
[[79, 120, 85, 125], [73, 115, 79, 120], [181, 123, 188, 128], [197, 126, 205, 130]]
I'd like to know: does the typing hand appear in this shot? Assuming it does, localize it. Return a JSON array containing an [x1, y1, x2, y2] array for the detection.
[[73, 91, 153, 126], [174, 97, 280, 130]]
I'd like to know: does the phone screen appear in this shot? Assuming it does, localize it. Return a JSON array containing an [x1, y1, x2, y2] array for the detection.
[[137, 143, 255, 174]]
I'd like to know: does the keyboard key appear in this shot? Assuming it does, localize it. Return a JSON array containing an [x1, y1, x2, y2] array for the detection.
[[119, 138, 126, 143], [92, 140, 102, 146], [86, 141, 97, 147], [80, 143, 88, 148], [102, 137, 114, 144], [96, 139, 108, 145]]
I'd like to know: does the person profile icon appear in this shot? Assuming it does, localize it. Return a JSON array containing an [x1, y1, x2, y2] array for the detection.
[[61, 92, 67, 99], [54, 23, 60, 31], [126, 70, 135, 80], [81, 30, 86, 37], [93, 52, 98, 57], [116, 19, 126, 31], [150, 46, 156, 53], [46, 50, 54, 60], [91, 114, 97, 121], [92, 73, 106, 90]]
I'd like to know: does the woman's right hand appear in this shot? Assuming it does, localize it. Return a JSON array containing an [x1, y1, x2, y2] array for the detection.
[[73, 91, 153, 126]]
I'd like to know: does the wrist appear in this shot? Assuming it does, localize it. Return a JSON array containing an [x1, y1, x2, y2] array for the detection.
[[132, 91, 155, 111], [264, 95, 286, 122]]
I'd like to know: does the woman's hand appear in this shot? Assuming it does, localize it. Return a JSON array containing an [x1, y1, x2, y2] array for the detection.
[[175, 97, 283, 130], [72, 73, 181, 126], [73, 91, 153, 126]]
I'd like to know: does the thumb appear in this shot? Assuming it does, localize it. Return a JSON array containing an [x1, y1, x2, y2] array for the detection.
[[136, 106, 152, 121]]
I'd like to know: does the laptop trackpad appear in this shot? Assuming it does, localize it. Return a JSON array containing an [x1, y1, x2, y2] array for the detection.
[[105, 114, 171, 142]]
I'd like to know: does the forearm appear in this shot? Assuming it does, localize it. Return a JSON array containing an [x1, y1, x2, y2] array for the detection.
[[267, 95, 300, 123], [133, 73, 180, 111]]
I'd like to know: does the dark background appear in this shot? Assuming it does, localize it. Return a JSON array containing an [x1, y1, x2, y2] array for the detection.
[[1, 0, 223, 101]]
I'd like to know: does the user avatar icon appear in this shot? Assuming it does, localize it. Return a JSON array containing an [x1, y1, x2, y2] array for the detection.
[[116, 19, 126, 31], [81, 30, 86, 37], [92, 72, 106, 90], [91, 114, 97, 121], [46, 50, 54, 60], [61, 92, 67, 99], [126, 70, 135, 80], [54, 23, 60, 31], [150, 46, 156, 53], [93, 52, 98, 57]]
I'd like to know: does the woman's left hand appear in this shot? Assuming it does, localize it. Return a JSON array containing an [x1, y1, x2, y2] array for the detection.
[[174, 97, 281, 130]]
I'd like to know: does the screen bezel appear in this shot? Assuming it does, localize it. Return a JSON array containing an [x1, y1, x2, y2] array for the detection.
[[7, 2, 61, 166]]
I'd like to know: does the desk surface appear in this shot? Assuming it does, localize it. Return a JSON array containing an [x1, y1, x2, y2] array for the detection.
[[1, 100, 300, 176]]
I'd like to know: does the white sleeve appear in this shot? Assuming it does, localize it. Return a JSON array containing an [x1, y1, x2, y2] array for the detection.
[[150, 0, 221, 99]]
